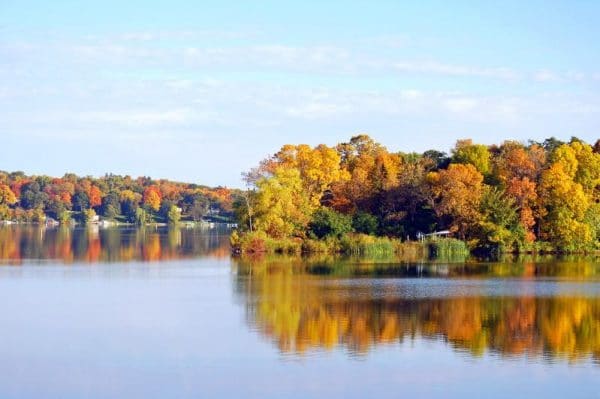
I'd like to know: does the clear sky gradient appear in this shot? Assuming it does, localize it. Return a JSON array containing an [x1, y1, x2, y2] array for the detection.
[[1, 0, 599, 187]]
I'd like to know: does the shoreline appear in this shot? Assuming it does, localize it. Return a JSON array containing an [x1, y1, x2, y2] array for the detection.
[[231, 231, 600, 258]]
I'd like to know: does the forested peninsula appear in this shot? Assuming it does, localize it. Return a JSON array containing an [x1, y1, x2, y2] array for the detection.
[[232, 135, 600, 255], [0, 172, 235, 225]]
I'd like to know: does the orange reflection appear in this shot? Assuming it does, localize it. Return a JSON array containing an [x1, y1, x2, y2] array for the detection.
[[235, 257, 600, 362], [0, 225, 231, 264]]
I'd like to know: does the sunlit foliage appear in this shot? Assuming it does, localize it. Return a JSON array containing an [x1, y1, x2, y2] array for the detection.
[[236, 135, 600, 253], [0, 171, 235, 224]]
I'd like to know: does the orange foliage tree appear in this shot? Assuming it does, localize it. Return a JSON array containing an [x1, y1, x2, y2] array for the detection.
[[143, 186, 162, 212]]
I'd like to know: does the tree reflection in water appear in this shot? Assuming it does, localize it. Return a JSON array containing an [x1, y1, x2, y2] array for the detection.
[[0, 225, 231, 264], [234, 255, 600, 362]]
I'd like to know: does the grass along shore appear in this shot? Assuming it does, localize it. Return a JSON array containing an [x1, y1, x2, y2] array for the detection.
[[230, 230, 598, 258], [230, 230, 469, 259]]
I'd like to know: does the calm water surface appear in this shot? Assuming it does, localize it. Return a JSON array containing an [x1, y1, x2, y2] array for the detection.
[[0, 225, 598, 398]]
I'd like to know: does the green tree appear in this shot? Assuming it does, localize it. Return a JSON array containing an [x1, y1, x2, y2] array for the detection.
[[101, 191, 121, 219], [82, 208, 96, 225], [475, 186, 523, 252], [72, 191, 90, 212], [58, 210, 71, 225], [167, 205, 181, 224], [352, 212, 379, 235], [135, 207, 148, 225], [452, 139, 491, 175], [308, 208, 353, 239]]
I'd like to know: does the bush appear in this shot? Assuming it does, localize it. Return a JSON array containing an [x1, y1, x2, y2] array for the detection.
[[81, 208, 96, 225], [167, 205, 181, 224], [308, 208, 353, 239], [58, 211, 71, 225], [232, 230, 302, 255], [352, 212, 379, 235]]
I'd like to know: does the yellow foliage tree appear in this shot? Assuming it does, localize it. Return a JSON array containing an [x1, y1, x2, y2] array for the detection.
[[0, 184, 17, 206], [539, 144, 592, 250], [273, 143, 349, 208], [253, 167, 312, 238], [452, 139, 491, 175]]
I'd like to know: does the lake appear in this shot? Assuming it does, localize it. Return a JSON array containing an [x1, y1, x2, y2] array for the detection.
[[0, 225, 598, 398]]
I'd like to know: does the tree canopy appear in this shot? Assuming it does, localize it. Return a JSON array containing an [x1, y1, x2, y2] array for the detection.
[[0, 171, 236, 224], [236, 135, 600, 252]]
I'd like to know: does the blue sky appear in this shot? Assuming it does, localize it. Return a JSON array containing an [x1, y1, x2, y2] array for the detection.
[[1, 1, 599, 187]]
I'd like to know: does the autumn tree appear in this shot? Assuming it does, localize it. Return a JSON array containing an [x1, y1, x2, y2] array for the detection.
[[0, 184, 17, 206], [0, 170, 234, 226], [273, 144, 349, 208], [428, 163, 484, 239], [0, 184, 17, 220], [253, 167, 312, 238], [539, 144, 592, 250], [332, 135, 401, 214], [492, 141, 545, 242], [143, 186, 162, 212], [452, 139, 491, 176]]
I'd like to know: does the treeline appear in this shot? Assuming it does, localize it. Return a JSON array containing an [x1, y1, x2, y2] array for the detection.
[[233, 135, 600, 253], [0, 171, 235, 225]]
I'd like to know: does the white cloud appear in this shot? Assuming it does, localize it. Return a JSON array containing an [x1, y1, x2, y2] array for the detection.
[[533, 69, 560, 82], [565, 70, 585, 81], [116, 29, 250, 42], [443, 97, 479, 113], [394, 61, 519, 80], [6, 33, 594, 89], [79, 109, 192, 127], [285, 102, 352, 119]]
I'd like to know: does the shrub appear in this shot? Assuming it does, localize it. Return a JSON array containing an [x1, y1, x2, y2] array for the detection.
[[167, 205, 181, 224], [308, 208, 353, 239], [81, 208, 96, 225], [232, 230, 302, 255], [352, 212, 379, 235], [58, 211, 71, 225]]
